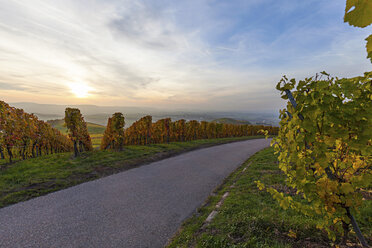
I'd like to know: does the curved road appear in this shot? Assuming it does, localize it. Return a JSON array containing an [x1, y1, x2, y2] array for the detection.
[[0, 139, 270, 248]]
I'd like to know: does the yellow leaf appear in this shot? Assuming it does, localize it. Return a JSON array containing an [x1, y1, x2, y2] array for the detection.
[[255, 180, 265, 190], [288, 229, 297, 238]]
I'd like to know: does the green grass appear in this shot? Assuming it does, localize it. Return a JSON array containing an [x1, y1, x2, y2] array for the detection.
[[90, 134, 104, 149], [47, 119, 105, 148], [0, 136, 263, 208], [86, 122, 106, 134], [167, 148, 372, 248], [47, 119, 106, 134]]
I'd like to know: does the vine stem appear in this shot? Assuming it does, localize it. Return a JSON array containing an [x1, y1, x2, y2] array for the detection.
[[284, 89, 369, 247], [347, 208, 370, 247]]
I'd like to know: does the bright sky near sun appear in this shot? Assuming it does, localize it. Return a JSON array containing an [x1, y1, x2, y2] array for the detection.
[[69, 83, 92, 98], [0, 0, 371, 112]]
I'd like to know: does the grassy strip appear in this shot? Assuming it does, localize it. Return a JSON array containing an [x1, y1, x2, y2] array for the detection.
[[48, 119, 106, 135], [0, 136, 263, 209], [167, 148, 371, 248], [90, 133, 104, 148]]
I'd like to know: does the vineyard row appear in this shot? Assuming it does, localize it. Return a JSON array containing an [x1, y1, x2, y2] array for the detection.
[[0, 102, 278, 162]]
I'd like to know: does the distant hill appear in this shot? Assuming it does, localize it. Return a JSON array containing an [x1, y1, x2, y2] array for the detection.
[[33, 113, 62, 120], [47, 119, 106, 135], [212, 118, 251, 125], [10, 102, 157, 116], [9, 102, 279, 126]]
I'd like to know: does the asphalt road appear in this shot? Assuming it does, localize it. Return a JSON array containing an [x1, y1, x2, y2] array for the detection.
[[0, 139, 271, 248]]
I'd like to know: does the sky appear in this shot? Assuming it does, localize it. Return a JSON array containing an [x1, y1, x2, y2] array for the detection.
[[0, 0, 371, 113]]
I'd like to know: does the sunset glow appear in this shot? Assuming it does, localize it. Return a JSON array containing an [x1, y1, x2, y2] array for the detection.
[[0, 0, 370, 111], [69, 83, 92, 98]]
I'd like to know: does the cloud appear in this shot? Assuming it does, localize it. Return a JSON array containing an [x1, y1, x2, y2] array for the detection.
[[0, 0, 370, 113], [0, 82, 28, 91]]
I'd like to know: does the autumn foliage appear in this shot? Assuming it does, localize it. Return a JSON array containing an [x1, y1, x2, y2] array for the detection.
[[65, 108, 93, 157], [101, 113, 125, 150], [256, 72, 372, 245], [0, 101, 72, 163], [101, 114, 278, 148], [0, 101, 278, 164]]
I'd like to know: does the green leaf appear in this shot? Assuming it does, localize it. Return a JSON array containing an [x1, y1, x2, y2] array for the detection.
[[274, 71, 372, 239], [366, 34, 372, 63], [340, 183, 354, 194], [344, 0, 372, 28]]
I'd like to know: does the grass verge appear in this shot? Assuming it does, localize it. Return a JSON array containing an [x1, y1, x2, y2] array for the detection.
[[0, 136, 263, 209], [90, 133, 104, 148], [166, 148, 371, 248]]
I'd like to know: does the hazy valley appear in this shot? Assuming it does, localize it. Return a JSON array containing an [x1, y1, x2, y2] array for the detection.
[[11, 102, 279, 127]]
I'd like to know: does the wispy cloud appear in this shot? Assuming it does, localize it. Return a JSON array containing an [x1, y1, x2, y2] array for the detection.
[[0, 0, 370, 112]]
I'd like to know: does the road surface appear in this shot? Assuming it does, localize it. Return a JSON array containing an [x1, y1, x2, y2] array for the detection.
[[0, 138, 270, 248]]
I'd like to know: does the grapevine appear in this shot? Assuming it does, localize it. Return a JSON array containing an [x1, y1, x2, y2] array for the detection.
[[101, 113, 125, 150], [0, 101, 72, 163], [256, 71, 372, 246], [65, 108, 93, 157], [118, 117, 278, 146]]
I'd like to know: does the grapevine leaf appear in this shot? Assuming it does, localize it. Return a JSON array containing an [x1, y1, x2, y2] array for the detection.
[[273, 71, 372, 241], [344, 0, 372, 27], [366, 34, 372, 62]]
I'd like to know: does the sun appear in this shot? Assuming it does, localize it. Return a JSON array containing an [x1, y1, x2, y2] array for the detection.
[[69, 83, 92, 98]]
